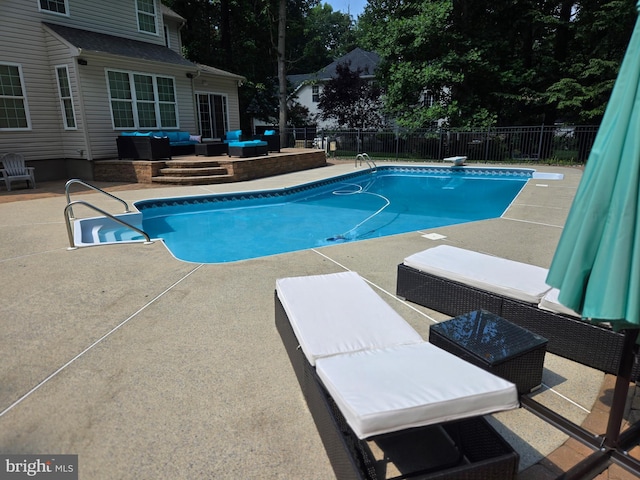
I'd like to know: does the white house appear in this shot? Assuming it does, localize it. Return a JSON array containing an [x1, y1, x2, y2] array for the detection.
[[288, 48, 381, 130], [0, 0, 244, 181]]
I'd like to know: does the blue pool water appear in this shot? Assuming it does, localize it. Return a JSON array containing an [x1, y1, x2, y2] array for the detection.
[[118, 166, 532, 263]]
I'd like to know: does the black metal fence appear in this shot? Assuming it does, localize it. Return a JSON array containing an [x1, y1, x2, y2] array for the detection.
[[275, 125, 599, 164]]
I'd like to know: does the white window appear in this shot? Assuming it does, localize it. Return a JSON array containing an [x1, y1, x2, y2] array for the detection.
[[55, 65, 76, 129], [312, 85, 320, 102], [38, 0, 68, 15], [136, 0, 157, 35], [0, 63, 31, 130], [107, 70, 177, 129], [422, 89, 435, 108]]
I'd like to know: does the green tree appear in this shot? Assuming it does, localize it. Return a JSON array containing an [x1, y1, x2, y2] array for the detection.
[[288, 4, 357, 74], [358, 0, 635, 128], [544, 0, 636, 122], [317, 61, 384, 129], [164, 0, 351, 129]]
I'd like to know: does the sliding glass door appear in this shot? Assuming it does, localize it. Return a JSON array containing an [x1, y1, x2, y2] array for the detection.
[[196, 93, 228, 140]]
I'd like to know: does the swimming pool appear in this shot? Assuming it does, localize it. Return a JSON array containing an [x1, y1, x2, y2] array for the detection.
[[78, 166, 535, 263]]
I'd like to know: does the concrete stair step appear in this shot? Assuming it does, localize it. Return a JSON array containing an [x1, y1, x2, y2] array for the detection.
[[159, 166, 228, 176], [151, 174, 235, 185], [164, 159, 222, 168]]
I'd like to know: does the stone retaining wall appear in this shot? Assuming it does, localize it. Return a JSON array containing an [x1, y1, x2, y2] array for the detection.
[[93, 149, 327, 184], [93, 160, 165, 183], [222, 150, 327, 181]]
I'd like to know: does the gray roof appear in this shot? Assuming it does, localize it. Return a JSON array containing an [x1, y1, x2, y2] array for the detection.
[[287, 48, 380, 90], [160, 4, 186, 23], [43, 22, 195, 68], [317, 48, 380, 80], [196, 63, 245, 81]]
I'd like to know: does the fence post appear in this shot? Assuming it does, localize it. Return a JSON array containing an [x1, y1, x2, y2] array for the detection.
[[484, 126, 491, 162], [537, 124, 545, 160]]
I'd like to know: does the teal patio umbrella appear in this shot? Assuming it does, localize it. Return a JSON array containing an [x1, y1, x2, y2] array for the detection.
[[540, 1, 640, 476]]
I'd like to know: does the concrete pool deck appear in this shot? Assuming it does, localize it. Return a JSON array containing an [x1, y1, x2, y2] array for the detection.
[[0, 161, 638, 479]]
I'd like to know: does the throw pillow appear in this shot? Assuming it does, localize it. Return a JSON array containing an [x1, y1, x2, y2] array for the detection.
[[189, 135, 202, 143]]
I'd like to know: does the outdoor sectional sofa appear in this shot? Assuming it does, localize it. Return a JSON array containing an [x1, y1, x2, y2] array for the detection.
[[224, 129, 269, 157], [275, 271, 520, 480], [259, 129, 280, 152], [116, 131, 201, 159], [396, 245, 640, 379]]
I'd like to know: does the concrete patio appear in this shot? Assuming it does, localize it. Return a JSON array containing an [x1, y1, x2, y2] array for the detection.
[[0, 161, 637, 479]]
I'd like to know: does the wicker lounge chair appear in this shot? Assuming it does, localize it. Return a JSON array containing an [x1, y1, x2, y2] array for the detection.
[[396, 245, 640, 378], [275, 271, 519, 480]]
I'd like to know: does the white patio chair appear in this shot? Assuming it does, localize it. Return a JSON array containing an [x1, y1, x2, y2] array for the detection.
[[1, 153, 36, 191]]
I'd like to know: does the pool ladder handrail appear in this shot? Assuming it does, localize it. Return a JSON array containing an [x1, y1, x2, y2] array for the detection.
[[64, 179, 153, 250], [355, 153, 377, 172]]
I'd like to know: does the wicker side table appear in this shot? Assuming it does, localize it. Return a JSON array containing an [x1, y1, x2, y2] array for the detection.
[[429, 310, 548, 394], [195, 142, 227, 156]]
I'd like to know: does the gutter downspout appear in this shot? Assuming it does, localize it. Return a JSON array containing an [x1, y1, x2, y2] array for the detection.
[[188, 68, 201, 131], [74, 47, 93, 162]]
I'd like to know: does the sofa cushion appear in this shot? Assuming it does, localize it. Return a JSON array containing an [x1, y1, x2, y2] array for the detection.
[[276, 272, 424, 366], [226, 130, 243, 142], [403, 245, 551, 304], [264, 130, 276, 135], [316, 342, 518, 439], [164, 131, 181, 142], [539, 288, 580, 317], [123, 131, 154, 137]]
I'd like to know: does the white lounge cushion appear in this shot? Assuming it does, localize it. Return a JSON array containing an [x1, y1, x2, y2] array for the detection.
[[539, 288, 580, 317], [276, 272, 424, 366], [404, 245, 552, 304], [316, 342, 519, 439]]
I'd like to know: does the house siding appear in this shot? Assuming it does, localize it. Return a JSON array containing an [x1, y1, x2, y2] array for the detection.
[[44, 33, 88, 160], [0, 0, 242, 180], [1, 4, 66, 162], [78, 58, 197, 159], [164, 19, 184, 55], [43, 0, 167, 46]]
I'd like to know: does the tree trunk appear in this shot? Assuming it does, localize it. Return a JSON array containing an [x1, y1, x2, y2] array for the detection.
[[278, 0, 287, 148], [220, 0, 232, 70]]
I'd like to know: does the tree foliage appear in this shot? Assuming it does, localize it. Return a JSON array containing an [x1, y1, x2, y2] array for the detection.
[[162, 0, 358, 129], [317, 62, 384, 129], [289, 4, 357, 74], [163, 0, 635, 129], [358, 0, 636, 128]]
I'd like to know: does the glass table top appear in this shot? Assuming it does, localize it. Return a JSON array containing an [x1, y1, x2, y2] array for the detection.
[[429, 310, 548, 365]]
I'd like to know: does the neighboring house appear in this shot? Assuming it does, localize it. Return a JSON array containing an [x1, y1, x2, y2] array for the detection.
[[288, 48, 381, 130], [0, 0, 244, 181]]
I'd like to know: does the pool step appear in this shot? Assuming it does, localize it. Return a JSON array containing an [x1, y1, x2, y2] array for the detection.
[[152, 158, 234, 185], [164, 159, 222, 168], [159, 166, 229, 176], [151, 174, 236, 185]]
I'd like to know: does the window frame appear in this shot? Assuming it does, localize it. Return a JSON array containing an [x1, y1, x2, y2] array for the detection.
[[0, 62, 32, 131], [312, 85, 320, 103], [136, 0, 158, 35], [106, 69, 178, 130], [37, 0, 69, 16], [55, 65, 77, 130]]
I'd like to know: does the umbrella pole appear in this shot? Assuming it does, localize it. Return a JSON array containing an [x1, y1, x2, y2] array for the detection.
[[604, 328, 639, 448]]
